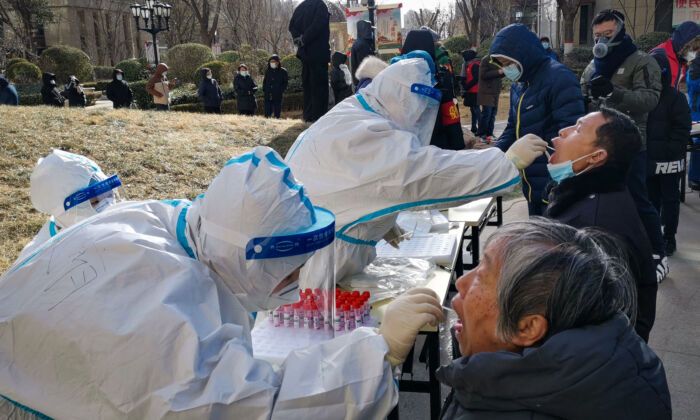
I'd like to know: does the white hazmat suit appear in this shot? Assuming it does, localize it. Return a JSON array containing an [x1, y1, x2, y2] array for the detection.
[[285, 52, 521, 282], [18, 149, 121, 262], [0, 147, 399, 419]]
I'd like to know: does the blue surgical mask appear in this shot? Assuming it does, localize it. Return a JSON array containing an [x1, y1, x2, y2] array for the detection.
[[116, 74, 123, 81], [542, 42, 549, 49], [503, 64, 521, 81], [162, 71, 168, 77], [547, 150, 603, 183]]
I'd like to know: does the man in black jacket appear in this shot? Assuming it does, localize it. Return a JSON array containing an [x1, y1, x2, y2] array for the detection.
[[330, 51, 353, 105], [105, 69, 133, 109], [350, 20, 374, 86], [41, 72, 64, 107], [402, 29, 465, 150], [289, 0, 330, 122], [646, 49, 692, 256], [545, 108, 657, 341], [262, 55, 288, 118]]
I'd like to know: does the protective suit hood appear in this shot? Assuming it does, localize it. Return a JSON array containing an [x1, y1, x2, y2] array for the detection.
[[490, 24, 549, 83], [186, 146, 331, 312], [359, 52, 440, 146], [357, 20, 373, 40], [30, 149, 109, 229], [672, 21, 700, 53]]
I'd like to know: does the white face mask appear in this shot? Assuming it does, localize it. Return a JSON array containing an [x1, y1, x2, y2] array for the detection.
[[686, 51, 697, 62], [116, 74, 123, 81], [162, 71, 168, 77], [206, 74, 212, 79], [270, 62, 278, 69], [241, 71, 249, 77]]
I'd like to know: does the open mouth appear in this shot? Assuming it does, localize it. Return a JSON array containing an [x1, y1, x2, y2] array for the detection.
[[453, 319, 463, 336]]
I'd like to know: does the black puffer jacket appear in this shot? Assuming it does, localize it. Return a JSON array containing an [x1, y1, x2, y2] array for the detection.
[[198, 68, 223, 107], [262, 55, 288, 102], [351, 20, 374, 85], [402, 29, 465, 150], [233, 72, 257, 112], [105, 69, 133, 109], [288, 0, 330, 63], [437, 315, 671, 420], [646, 49, 692, 175], [65, 76, 86, 107], [41, 72, 64, 107], [330, 51, 353, 104], [545, 165, 657, 341]]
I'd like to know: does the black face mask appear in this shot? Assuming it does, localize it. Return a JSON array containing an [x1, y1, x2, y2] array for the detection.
[[592, 19, 625, 59]]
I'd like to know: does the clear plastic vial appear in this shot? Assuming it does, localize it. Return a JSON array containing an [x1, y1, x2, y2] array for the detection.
[[344, 305, 355, 331], [294, 304, 302, 328]]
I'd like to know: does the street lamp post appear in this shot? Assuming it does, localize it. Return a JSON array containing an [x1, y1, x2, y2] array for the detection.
[[130, 1, 171, 65], [361, 0, 377, 54]]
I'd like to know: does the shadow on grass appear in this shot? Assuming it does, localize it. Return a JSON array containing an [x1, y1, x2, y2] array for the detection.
[[266, 121, 309, 157]]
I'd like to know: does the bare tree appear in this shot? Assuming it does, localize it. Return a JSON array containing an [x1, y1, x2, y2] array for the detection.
[[615, 0, 667, 39], [163, 0, 198, 46], [478, 0, 510, 40], [404, 8, 443, 34], [183, 0, 222, 46], [90, 0, 135, 65], [556, 0, 583, 54], [0, 0, 54, 59], [455, 0, 480, 46], [221, 0, 295, 54]]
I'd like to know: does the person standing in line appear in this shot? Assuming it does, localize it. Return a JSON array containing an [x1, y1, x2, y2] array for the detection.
[[289, 0, 330, 122], [105, 69, 133, 109], [330, 51, 353, 105], [540, 36, 559, 61], [350, 20, 374, 86], [476, 55, 504, 143], [64, 76, 86, 108], [40, 72, 64, 107], [198, 67, 224, 114], [460, 50, 480, 135], [146, 63, 176, 111], [234, 64, 257, 116], [262, 55, 288, 119], [0, 76, 19, 105]]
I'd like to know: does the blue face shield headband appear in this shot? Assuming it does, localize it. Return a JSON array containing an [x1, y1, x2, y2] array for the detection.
[[63, 174, 122, 211], [246, 207, 335, 260], [411, 83, 442, 102]]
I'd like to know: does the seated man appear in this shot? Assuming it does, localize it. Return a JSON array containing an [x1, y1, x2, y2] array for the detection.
[[285, 51, 546, 284], [544, 108, 657, 341], [438, 218, 671, 419], [0, 146, 443, 419], [17, 149, 122, 262]]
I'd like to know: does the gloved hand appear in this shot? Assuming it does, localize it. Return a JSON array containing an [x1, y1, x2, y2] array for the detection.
[[378, 288, 445, 367], [505, 134, 548, 169], [589, 76, 614, 99], [293, 36, 304, 48], [383, 225, 409, 249]]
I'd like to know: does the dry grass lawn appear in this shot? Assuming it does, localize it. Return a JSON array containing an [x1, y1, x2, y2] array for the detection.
[[0, 106, 309, 273]]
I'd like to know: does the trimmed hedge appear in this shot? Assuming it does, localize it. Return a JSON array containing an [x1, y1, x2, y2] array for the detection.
[[115, 59, 145, 82], [94, 66, 114, 80], [563, 46, 593, 79], [636, 31, 671, 53], [171, 91, 304, 114], [38, 45, 93, 83], [168, 43, 216, 83], [16, 84, 101, 107], [6, 57, 28, 69], [477, 37, 493, 59], [450, 53, 463, 76], [195, 61, 234, 86], [218, 50, 240, 63], [130, 80, 154, 109], [443, 35, 471, 54], [281, 54, 302, 79], [7, 61, 42, 84]]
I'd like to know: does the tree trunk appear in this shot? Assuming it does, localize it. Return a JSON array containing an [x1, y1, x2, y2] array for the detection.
[[562, 9, 577, 54]]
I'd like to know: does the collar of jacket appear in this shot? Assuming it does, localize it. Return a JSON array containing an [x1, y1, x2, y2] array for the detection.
[[545, 163, 628, 218]]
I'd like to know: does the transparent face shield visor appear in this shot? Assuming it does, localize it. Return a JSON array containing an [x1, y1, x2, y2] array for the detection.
[[408, 83, 442, 145], [58, 174, 122, 227]]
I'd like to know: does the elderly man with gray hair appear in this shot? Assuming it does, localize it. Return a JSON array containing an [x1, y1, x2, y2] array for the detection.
[[437, 218, 671, 419]]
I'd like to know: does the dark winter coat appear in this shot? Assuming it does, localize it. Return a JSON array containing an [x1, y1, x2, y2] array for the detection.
[[402, 29, 465, 150], [262, 55, 288, 102], [492, 24, 585, 211], [350, 20, 374, 85], [477, 55, 503, 108], [647, 49, 692, 176], [330, 52, 353, 104], [234, 73, 257, 112], [545, 165, 657, 341], [105, 69, 133, 109], [41, 72, 65, 107], [0, 76, 19, 106], [437, 315, 671, 420], [197, 68, 223, 108], [288, 0, 331, 63], [65, 76, 86, 107], [651, 21, 700, 89]]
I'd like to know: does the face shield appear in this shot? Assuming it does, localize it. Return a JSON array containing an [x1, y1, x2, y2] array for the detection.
[[57, 174, 122, 228]]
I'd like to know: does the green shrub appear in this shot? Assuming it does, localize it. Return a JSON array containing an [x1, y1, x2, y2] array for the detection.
[[18, 93, 43, 106], [236, 44, 269, 77], [115, 59, 145, 82], [167, 43, 216, 83], [563, 46, 593, 79], [255, 49, 272, 74], [218, 50, 240, 64], [94, 66, 114, 80], [38, 45, 93, 83], [6, 61, 42, 84], [636, 31, 671, 53], [450, 53, 463, 76], [6, 57, 29, 70], [477, 36, 494, 59], [195, 61, 234, 85], [443, 35, 471, 54], [130, 80, 154, 109], [281, 54, 302, 79], [171, 92, 304, 114], [85, 90, 101, 106]]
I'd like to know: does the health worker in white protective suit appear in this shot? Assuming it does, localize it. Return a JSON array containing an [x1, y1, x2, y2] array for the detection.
[[17, 149, 122, 262], [0, 146, 444, 420], [285, 50, 547, 282]]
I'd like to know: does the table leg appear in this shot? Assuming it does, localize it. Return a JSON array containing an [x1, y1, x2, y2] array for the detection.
[[428, 332, 442, 419], [388, 406, 399, 420], [496, 196, 503, 226], [471, 225, 480, 268]]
